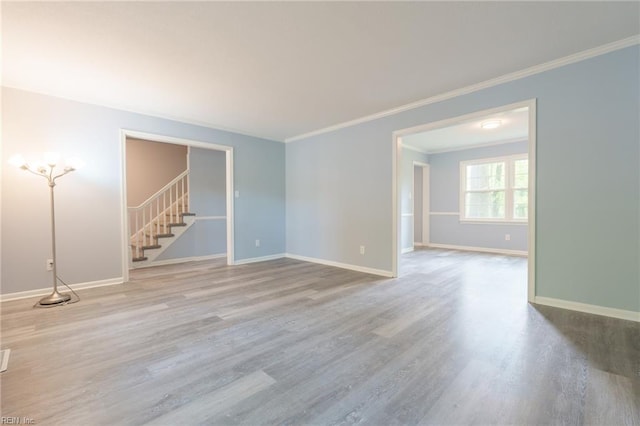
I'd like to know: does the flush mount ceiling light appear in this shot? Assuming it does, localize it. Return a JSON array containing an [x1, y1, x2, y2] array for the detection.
[[481, 119, 502, 129]]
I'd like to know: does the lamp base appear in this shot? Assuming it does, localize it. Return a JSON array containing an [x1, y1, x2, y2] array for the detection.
[[37, 291, 71, 306]]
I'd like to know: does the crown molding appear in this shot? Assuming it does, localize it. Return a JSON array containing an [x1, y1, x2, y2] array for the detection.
[[419, 137, 528, 155], [285, 35, 640, 143], [1, 83, 284, 143], [4, 35, 638, 145], [401, 143, 428, 154]]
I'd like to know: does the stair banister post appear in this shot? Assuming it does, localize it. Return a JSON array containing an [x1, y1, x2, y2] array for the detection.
[[181, 176, 185, 214]]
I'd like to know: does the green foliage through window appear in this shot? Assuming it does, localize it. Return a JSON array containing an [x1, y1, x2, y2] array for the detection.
[[461, 155, 528, 222]]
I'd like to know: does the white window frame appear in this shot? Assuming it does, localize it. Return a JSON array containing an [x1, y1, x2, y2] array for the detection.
[[459, 154, 528, 224]]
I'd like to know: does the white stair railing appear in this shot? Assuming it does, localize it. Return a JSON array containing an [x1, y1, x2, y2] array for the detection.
[[128, 170, 189, 258]]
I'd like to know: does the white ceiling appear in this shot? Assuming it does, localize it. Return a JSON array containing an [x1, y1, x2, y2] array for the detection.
[[2, 2, 639, 142], [402, 106, 529, 154]]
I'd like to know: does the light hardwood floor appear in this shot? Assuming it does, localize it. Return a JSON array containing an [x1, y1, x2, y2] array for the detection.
[[1, 249, 638, 425]]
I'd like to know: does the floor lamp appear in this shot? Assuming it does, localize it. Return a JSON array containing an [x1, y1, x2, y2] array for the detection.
[[10, 153, 83, 307]]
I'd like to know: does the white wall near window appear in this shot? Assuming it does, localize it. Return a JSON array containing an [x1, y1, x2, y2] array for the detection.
[[429, 141, 529, 253]]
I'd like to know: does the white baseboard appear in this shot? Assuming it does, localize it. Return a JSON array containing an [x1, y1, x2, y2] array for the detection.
[[1, 277, 124, 302], [534, 296, 640, 322], [427, 243, 527, 257], [233, 253, 286, 265], [414, 242, 427, 247], [133, 253, 227, 269], [402, 247, 414, 254], [285, 253, 393, 278]]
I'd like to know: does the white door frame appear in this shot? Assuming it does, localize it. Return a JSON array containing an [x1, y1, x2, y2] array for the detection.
[[392, 99, 537, 303], [412, 161, 430, 247], [119, 130, 235, 283]]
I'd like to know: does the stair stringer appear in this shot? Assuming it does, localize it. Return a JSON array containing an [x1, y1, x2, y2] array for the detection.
[[130, 215, 196, 268]]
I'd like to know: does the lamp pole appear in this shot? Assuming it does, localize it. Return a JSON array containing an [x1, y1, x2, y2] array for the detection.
[[11, 155, 79, 306], [38, 176, 71, 305]]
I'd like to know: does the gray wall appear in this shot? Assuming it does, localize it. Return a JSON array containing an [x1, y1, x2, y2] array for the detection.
[[188, 147, 226, 217], [286, 127, 391, 271], [286, 45, 639, 312], [156, 147, 227, 261], [1, 87, 286, 295], [156, 221, 227, 260], [429, 141, 528, 251]]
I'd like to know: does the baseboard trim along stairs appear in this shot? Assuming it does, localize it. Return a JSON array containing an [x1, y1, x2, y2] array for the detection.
[[130, 212, 196, 267]]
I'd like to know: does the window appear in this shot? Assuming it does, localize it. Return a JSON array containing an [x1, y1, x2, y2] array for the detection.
[[460, 154, 528, 222]]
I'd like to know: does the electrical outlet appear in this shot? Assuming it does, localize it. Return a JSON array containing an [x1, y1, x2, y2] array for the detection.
[[255, 239, 260, 247], [505, 234, 511, 241], [235, 190, 240, 198], [360, 245, 365, 255], [46, 259, 54, 271]]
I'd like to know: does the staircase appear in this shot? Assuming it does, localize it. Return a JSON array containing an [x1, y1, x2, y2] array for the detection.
[[128, 170, 196, 266]]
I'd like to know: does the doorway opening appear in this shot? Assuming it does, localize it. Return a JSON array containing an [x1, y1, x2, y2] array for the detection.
[[412, 162, 430, 250], [392, 99, 536, 302], [120, 130, 234, 282]]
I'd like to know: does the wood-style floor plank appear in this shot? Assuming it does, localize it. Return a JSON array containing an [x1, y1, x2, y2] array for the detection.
[[584, 368, 640, 426], [1, 249, 638, 425]]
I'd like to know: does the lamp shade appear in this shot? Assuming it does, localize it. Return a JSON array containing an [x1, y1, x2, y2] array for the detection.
[[65, 157, 85, 171], [8, 154, 27, 168], [43, 152, 61, 167]]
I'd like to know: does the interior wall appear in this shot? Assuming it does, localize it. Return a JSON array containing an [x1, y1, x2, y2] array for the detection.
[[286, 45, 639, 313], [188, 147, 226, 217], [413, 165, 423, 244], [401, 148, 429, 252], [1, 87, 286, 295], [429, 140, 528, 252], [126, 138, 187, 207], [286, 126, 390, 273], [156, 147, 227, 261]]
